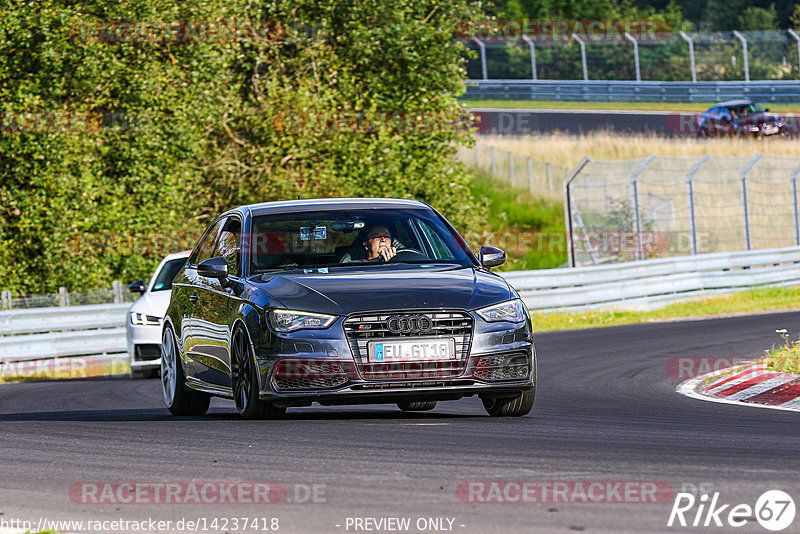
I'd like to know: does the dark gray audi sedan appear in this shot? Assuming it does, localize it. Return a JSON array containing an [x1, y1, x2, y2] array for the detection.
[[161, 198, 536, 419]]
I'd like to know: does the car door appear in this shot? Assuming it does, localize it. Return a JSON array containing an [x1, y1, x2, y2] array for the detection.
[[190, 216, 243, 388], [183, 218, 225, 378]]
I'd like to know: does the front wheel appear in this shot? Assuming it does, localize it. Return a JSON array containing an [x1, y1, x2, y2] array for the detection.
[[482, 389, 535, 417], [231, 327, 286, 420], [161, 326, 210, 416]]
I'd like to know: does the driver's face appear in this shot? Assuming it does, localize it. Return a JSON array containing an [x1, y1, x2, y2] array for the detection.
[[363, 225, 391, 259]]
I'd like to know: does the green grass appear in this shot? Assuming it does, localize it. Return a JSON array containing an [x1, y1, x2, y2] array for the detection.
[[760, 329, 800, 374], [470, 168, 567, 271], [530, 286, 800, 333], [461, 99, 800, 113]]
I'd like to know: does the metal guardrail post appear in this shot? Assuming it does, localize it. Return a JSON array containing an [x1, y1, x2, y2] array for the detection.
[[58, 287, 70, 307], [679, 31, 697, 83], [112, 280, 123, 304], [521, 34, 537, 80], [509, 152, 515, 187], [564, 157, 592, 267], [528, 158, 534, 193], [685, 155, 709, 255], [789, 30, 800, 80], [624, 32, 641, 82], [490, 146, 496, 175], [470, 37, 488, 80], [740, 154, 762, 251], [732, 31, 750, 82], [791, 164, 800, 246], [572, 33, 588, 81], [1, 290, 11, 310]]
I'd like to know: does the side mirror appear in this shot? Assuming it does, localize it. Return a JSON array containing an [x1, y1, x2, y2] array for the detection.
[[128, 280, 146, 294], [479, 246, 506, 268], [197, 257, 229, 281]]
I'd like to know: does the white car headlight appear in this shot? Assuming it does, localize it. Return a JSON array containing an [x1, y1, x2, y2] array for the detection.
[[476, 299, 527, 323], [130, 312, 160, 326], [269, 309, 336, 332]]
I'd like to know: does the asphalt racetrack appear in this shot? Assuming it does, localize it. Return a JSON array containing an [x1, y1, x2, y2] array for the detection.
[[2, 311, 800, 533]]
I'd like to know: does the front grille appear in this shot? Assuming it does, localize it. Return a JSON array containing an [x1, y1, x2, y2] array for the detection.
[[134, 344, 161, 362], [471, 352, 530, 381], [343, 311, 473, 380]]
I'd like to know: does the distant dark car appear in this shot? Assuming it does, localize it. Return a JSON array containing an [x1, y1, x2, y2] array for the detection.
[[696, 99, 785, 138], [161, 198, 536, 419]]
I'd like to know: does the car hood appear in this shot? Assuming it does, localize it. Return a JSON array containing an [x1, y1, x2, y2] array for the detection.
[[128, 290, 173, 317], [253, 264, 513, 315]]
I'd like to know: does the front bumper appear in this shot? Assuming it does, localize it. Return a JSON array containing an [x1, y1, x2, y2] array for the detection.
[[127, 322, 163, 370], [253, 311, 535, 406]]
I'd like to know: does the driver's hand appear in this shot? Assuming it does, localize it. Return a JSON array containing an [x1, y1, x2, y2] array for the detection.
[[378, 246, 397, 261]]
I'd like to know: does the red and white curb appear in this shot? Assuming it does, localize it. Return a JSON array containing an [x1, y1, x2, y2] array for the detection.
[[678, 362, 800, 412]]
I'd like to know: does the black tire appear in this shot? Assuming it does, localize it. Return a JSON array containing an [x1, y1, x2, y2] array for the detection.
[[482, 389, 535, 417], [231, 327, 286, 420], [397, 400, 438, 412], [696, 128, 708, 139], [161, 326, 210, 416]]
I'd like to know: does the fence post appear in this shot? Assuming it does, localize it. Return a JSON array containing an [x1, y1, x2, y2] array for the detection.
[[572, 34, 588, 81], [474, 144, 479, 167], [1, 290, 10, 310], [685, 155, 709, 255], [628, 156, 654, 261], [528, 158, 534, 193], [732, 31, 750, 82], [490, 146, 496, 175], [679, 31, 697, 83], [791, 164, 800, 246], [521, 34, 537, 80], [789, 30, 800, 80], [546, 163, 553, 192], [624, 32, 641, 82], [113, 280, 123, 304], [564, 157, 592, 267], [470, 37, 488, 80], [509, 152, 515, 187], [58, 287, 70, 307], [740, 154, 762, 251]]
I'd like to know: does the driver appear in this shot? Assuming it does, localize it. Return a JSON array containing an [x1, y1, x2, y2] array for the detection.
[[362, 224, 397, 262]]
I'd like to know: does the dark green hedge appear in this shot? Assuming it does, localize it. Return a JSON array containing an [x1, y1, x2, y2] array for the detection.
[[0, 0, 485, 293]]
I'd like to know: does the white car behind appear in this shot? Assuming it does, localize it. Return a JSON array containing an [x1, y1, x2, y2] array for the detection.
[[127, 251, 191, 379]]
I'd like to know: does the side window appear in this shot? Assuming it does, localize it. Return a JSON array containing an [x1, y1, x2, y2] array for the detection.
[[214, 218, 242, 276], [191, 219, 225, 266]]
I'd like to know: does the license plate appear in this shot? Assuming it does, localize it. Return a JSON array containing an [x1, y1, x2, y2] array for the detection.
[[368, 338, 456, 362]]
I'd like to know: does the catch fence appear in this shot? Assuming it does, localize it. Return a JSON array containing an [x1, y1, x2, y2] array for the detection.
[[565, 154, 800, 266]]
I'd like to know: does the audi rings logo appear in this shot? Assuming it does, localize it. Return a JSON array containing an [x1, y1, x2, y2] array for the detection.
[[386, 314, 433, 334]]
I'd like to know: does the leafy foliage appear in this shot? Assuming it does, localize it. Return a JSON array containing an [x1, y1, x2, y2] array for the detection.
[[0, 0, 486, 293]]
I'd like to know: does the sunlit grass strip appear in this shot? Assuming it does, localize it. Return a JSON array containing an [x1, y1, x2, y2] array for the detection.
[[530, 286, 800, 333], [461, 100, 800, 113], [760, 329, 800, 374], [479, 131, 800, 171]]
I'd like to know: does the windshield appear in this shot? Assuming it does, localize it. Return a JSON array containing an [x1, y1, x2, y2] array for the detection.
[[249, 208, 475, 272], [151, 257, 188, 291]]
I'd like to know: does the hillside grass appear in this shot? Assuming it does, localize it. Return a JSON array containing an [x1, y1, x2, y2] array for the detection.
[[478, 131, 800, 169], [461, 100, 800, 113]]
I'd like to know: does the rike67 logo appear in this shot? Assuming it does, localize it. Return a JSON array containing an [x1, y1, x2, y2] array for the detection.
[[668, 490, 796, 531]]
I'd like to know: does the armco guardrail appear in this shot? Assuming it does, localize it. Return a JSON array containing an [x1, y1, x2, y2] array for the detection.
[[0, 303, 129, 364], [463, 80, 800, 103], [504, 246, 800, 312], [2, 247, 800, 364]]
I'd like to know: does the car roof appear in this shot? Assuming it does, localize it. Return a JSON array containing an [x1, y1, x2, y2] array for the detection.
[[716, 99, 754, 107], [235, 198, 431, 217], [162, 250, 192, 261]]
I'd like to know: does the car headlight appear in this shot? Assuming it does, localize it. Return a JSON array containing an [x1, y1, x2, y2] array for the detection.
[[130, 312, 160, 326], [269, 309, 336, 332], [476, 299, 527, 323]]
